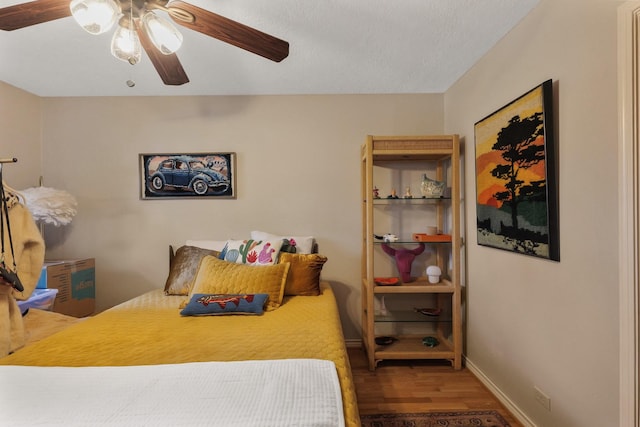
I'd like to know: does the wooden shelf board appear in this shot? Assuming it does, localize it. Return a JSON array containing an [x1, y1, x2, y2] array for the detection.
[[374, 310, 452, 323], [374, 278, 455, 294], [374, 334, 454, 360]]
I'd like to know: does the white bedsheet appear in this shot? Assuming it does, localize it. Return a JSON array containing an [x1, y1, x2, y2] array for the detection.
[[0, 358, 345, 427]]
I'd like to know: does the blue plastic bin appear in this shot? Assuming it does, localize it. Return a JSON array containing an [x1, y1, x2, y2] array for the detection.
[[17, 288, 59, 314]]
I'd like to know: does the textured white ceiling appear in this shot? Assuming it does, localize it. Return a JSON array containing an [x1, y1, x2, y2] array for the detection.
[[0, 0, 539, 97]]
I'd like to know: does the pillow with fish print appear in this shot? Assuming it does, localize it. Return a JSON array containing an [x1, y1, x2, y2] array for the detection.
[[180, 293, 269, 316]]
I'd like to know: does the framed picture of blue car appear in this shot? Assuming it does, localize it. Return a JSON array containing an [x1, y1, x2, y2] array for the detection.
[[140, 152, 236, 199]]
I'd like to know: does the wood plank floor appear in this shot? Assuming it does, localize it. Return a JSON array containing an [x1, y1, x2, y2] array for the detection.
[[348, 347, 523, 426]]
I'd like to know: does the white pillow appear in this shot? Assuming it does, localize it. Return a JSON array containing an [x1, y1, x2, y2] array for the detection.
[[250, 230, 316, 254], [185, 240, 228, 252]]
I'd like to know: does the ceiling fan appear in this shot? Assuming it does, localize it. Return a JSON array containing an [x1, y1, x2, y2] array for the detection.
[[0, 0, 290, 86]]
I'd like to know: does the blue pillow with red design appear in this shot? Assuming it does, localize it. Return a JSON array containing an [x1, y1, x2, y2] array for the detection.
[[180, 293, 269, 316]]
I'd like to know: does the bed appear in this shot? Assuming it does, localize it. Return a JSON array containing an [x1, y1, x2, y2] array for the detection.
[[0, 238, 360, 426]]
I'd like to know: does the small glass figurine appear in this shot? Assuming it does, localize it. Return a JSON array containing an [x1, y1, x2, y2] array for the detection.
[[403, 187, 413, 199], [387, 188, 399, 199], [373, 186, 380, 199], [421, 174, 445, 198]]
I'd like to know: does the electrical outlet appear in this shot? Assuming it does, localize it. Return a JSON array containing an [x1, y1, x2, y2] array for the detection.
[[534, 386, 551, 411]]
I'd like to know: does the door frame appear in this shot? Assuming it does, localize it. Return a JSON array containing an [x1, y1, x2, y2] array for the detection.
[[618, 2, 640, 426]]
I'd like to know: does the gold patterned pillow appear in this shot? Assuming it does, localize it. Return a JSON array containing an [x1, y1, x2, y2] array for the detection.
[[190, 256, 290, 311], [164, 245, 220, 295], [278, 253, 328, 296]]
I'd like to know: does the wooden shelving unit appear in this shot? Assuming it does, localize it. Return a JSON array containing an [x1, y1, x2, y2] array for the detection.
[[361, 134, 462, 370]]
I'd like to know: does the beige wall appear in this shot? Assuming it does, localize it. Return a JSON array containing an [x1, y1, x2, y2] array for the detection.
[[1, 0, 624, 424], [38, 94, 443, 340], [445, 0, 621, 426], [0, 81, 42, 188]]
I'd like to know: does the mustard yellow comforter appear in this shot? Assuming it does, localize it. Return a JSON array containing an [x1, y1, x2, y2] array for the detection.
[[1, 282, 360, 426]]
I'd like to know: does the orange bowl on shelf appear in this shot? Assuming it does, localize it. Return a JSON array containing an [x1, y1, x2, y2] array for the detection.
[[412, 233, 452, 242], [374, 277, 400, 286]]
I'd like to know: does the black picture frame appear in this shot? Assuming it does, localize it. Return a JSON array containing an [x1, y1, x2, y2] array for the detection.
[[474, 79, 559, 261], [140, 152, 236, 199]]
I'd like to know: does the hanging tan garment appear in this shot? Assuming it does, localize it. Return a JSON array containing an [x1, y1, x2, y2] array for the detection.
[[0, 201, 45, 356]]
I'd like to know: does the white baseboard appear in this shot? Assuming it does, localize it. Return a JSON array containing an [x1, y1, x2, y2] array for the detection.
[[464, 356, 537, 427]]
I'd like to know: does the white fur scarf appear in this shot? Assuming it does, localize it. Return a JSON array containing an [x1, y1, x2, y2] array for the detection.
[[0, 202, 45, 357]]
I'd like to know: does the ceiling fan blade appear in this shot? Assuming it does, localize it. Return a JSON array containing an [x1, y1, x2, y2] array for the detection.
[[0, 0, 71, 31], [166, 1, 289, 62], [136, 21, 189, 86]]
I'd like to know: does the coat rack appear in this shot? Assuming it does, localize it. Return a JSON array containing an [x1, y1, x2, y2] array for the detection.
[[0, 158, 18, 180], [0, 158, 18, 198], [0, 158, 17, 189]]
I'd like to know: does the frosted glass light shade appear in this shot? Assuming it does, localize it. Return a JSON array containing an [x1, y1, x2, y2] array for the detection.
[[142, 11, 183, 54], [70, 0, 120, 35], [111, 24, 142, 65]]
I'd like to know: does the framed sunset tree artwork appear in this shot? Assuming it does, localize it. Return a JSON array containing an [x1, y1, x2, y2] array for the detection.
[[474, 79, 559, 261]]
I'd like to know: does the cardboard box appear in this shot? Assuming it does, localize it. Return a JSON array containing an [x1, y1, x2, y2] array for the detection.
[[36, 259, 95, 317]]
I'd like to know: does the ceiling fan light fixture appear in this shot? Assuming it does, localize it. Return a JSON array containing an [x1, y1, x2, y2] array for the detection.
[[0, 0, 289, 86], [111, 23, 142, 65], [142, 10, 183, 55], [70, 0, 121, 35]]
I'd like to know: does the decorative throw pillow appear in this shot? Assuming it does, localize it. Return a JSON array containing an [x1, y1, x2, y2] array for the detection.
[[219, 239, 283, 266], [164, 245, 220, 295], [278, 252, 328, 296], [179, 293, 269, 316], [190, 256, 290, 311], [250, 230, 316, 254]]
